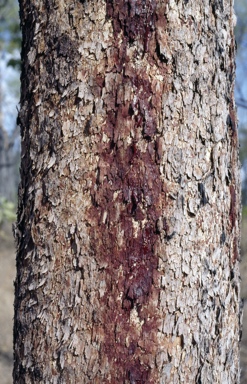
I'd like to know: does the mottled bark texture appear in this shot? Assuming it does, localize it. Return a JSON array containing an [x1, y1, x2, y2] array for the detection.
[[14, 0, 241, 383]]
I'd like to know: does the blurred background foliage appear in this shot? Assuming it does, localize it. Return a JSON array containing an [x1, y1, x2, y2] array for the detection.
[[0, 0, 20, 56], [0, 196, 15, 225], [235, 0, 247, 213], [0, 0, 20, 229]]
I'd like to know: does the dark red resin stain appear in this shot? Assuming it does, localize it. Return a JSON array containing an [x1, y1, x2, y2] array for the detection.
[[88, 138, 164, 381], [106, 0, 156, 56], [85, 2, 171, 382]]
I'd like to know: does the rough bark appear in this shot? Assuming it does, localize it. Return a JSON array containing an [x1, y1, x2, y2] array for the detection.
[[14, 0, 241, 383]]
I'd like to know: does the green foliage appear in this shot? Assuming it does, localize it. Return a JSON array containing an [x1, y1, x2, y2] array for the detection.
[[242, 205, 247, 219], [0, 0, 21, 68], [0, 0, 20, 49], [239, 125, 247, 161], [0, 196, 16, 226], [7, 57, 21, 70]]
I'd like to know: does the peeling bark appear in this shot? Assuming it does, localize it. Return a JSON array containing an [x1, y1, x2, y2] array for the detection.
[[14, 1, 241, 383]]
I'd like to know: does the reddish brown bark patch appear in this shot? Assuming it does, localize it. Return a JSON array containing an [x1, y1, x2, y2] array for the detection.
[[87, 53, 164, 384], [82, 3, 173, 381], [88, 140, 164, 381], [106, 0, 156, 55], [227, 104, 237, 149]]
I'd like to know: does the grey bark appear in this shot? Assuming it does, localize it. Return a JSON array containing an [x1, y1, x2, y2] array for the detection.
[[14, 1, 241, 383]]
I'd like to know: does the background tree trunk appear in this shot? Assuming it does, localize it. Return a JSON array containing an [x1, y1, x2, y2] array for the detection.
[[14, 0, 241, 382]]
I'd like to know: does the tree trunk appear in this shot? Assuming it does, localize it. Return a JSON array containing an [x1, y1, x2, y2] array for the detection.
[[14, 1, 241, 383]]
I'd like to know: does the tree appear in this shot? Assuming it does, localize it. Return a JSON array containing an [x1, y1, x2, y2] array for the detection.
[[14, 1, 241, 382]]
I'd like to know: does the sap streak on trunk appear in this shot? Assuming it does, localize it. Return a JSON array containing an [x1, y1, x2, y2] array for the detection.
[[86, 2, 171, 381]]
